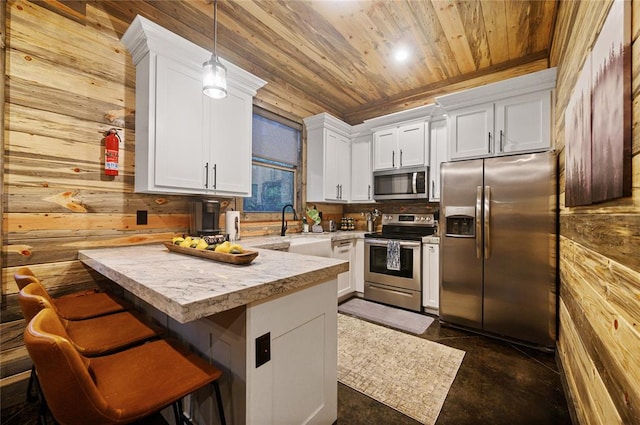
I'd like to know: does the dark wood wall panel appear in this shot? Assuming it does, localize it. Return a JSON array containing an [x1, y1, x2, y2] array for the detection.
[[552, 1, 640, 424]]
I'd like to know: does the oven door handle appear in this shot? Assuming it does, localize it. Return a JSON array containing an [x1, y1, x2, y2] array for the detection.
[[365, 239, 421, 248]]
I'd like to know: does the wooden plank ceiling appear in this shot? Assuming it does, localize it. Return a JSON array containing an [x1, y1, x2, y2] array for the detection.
[[207, 0, 558, 124], [47, 0, 557, 125]]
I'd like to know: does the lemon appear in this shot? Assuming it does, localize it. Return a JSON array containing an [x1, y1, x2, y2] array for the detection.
[[214, 241, 231, 253], [179, 237, 192, 248], [172, 236, 184, 245], [229, 244, 243, 254], [195, 239, 209, 250]]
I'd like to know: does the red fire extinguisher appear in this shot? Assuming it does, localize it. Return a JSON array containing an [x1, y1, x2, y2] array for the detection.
[[104, 128, 121, 176]]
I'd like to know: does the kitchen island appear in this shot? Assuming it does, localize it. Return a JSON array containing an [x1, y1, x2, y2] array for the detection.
[[79, 244, 348, 425]]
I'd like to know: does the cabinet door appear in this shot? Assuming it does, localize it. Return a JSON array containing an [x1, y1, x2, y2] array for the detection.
[[324, 130, 342, 200], [397, 122, 425, 168], [372, 129, 397, 170], [336, 134, 351, 201], [448, 103, 494, 160], [154, 56, 207, 191], [351, 136, 372, 202], [422, 244, 440, 310], [207, 90, 253, 195], [333, 240, 354, 298], [429, 120, 448, 202], [495, 90, 551, 155]]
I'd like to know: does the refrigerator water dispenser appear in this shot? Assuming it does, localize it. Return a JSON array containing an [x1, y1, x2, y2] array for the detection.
[[444, 206, 475, 237]]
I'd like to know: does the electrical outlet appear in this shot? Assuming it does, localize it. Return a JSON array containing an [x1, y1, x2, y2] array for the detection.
[[136, 210, 148, 225]]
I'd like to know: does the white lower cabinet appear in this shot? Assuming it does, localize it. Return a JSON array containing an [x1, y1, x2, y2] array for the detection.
[[422, 243, 440, 313], [333, 239, 355, 298], [353, 239, 365, 293]]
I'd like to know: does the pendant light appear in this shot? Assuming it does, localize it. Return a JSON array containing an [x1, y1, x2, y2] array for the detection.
[[203, 0, 227, 99]]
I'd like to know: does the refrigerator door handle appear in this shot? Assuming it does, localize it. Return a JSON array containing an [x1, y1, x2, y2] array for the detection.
[[475, 186, 482, 259], [484, 185, 491, 259]]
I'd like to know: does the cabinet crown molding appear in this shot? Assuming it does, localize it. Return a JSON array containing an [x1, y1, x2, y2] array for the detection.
[[436, 67, 557, 111], [365, 103, 438, 131], [303, 112, 352, 136], [121, 15, 266, 95]]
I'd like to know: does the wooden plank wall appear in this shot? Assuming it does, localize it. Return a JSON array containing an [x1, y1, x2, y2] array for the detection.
[[550, 1, 640, 424], [0, 0, 314, 407]]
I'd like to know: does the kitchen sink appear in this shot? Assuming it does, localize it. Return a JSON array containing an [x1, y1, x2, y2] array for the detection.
[[253, 235, 333, 258]]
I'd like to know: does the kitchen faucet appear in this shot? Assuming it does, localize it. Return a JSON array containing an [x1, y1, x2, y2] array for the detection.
[[281, 204, 298, 236]]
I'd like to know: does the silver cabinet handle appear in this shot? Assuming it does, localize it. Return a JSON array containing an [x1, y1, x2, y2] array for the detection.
[[431, 180, 435, 196], [204, 162, 209, 188], [484, 185, 491, 260], [499, 130, 504, 152], [488, 132, 492, 154], [367, 184, 371, 199], [213, 163, 217, 189], [339, 184, 342, 199], [475, 186, 482, 259], [392, 150, 395, 168], [336, 184, 340, 199], [400, 149, 403, 167]]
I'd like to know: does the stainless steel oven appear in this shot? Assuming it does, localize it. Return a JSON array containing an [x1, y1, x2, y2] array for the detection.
[[365, 238, 422, 311], [364, 213, 436, 312]]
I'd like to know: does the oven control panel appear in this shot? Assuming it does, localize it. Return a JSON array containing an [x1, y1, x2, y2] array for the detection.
[[381, 213, 435, 226]]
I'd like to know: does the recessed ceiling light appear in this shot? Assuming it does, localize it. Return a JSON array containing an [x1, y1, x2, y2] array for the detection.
[[394, 47, 410, 63]]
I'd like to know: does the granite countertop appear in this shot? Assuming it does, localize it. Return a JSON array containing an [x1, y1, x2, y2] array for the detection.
[[79, 244, 348, 324]]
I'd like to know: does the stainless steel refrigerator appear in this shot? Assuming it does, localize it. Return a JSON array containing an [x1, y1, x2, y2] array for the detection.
[[439, 152, 558, 349]]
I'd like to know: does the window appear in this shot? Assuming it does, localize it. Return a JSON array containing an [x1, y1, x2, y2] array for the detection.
[[244, 110, 301, 212]]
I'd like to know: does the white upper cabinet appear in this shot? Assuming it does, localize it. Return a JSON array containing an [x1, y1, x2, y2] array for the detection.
[[429, 120, 448, 202], [494, 90, 551, 155], [305, 113, 352, 202], [121, 15, 266, 196], [351, 132, 373, 202], [437, 68, 556, 161], [372, 120, 426, 171]]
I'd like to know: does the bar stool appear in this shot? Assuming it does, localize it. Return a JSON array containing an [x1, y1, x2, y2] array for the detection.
[[24, 308, 226, 425], [19, 282, 162, 356], [19, 281, 163, 406], [14, 267, 132, 320]]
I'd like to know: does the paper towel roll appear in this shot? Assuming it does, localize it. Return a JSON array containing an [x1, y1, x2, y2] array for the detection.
[[225, 211, 240, 241]]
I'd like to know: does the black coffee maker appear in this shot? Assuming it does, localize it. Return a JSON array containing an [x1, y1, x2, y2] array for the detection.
[[190, 199, 221, 236]]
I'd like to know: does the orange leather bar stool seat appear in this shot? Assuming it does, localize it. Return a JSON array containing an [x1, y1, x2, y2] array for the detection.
[[25, 308, 226, 425], [19, 282, 161, 356], [14, 267, 132, 320]]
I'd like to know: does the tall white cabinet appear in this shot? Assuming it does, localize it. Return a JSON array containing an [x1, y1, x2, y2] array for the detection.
[[305, 113, 352, 203], [350, 130, 373, 202], [122, 15, 266, 196], [429, 120, 448, 202]]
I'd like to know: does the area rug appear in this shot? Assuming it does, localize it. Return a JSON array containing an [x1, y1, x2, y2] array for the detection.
[[337, 314, 465, 425], [338, 297, 434, 334]]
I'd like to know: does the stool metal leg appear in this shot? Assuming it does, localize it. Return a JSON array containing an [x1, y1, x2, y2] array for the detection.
[[212, 381, 226, 425], [27, 365, 39, 402]]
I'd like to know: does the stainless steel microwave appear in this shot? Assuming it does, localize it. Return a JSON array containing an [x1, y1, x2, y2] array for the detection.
[[373, 166, 429, 200]]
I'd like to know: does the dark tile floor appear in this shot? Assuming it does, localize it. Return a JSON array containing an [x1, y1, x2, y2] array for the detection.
[[338, 316, 573, 425], [2, 316, 572, 425]]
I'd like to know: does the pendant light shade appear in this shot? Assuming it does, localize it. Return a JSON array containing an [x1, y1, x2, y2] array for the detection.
[[203, 55, 227, 98], [203, 0, 227, 99]]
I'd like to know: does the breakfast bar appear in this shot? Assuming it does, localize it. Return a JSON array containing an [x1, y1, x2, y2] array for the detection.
[[79, 244, 348, 425]]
